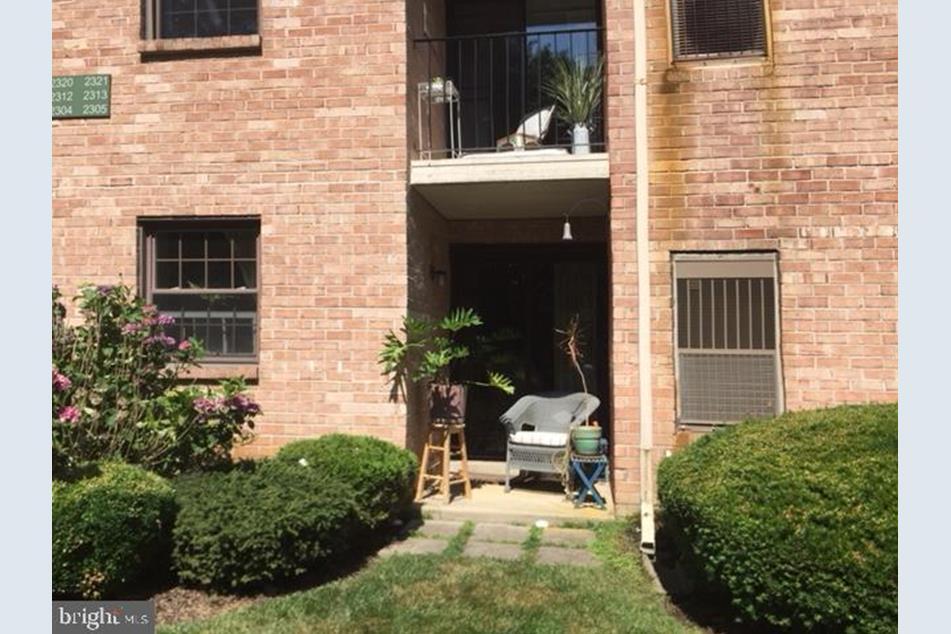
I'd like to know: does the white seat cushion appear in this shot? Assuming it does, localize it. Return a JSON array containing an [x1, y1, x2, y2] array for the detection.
[[509, 431, 568, 447]]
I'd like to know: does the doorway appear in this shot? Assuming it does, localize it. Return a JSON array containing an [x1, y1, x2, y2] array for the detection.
[[449, 243, 610, 459]]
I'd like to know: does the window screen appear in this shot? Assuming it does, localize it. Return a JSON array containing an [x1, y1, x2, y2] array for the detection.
[[673, 254, 782, 424], [669, 0, 767, 60]]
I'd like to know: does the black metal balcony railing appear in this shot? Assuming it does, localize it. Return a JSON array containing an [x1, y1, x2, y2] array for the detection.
[[413, 27, 606, 160]]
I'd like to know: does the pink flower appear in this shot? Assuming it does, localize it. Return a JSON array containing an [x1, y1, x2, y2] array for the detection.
[[57, 406, 80, 424], [157, 314, 176, 327], [227, 394, 261, 415], [121, 322, 142, 335], [177, 340, 191, 351], [52, 369, 72, 392], [193, 397, 222, 416], [144, 334, 176, 348]]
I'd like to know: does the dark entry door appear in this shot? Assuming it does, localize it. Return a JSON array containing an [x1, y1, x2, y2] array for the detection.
[[450, 243, 609, 459]]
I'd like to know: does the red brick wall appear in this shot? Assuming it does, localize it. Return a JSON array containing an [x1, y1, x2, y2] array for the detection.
[[52, 1, 411, 454], [637, 0, 899, 509]]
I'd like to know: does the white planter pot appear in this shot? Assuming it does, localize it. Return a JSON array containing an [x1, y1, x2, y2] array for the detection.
[[572, 124, 590, 154]]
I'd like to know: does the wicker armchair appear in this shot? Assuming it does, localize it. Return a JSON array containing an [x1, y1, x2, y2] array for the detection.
[[499, 392, 600, 493]]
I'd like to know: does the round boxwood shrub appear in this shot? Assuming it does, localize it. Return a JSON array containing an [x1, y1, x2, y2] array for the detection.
[[275, 434, 418, 528], [172, 459, 358, 591], [658, 403, 897, 633], [53, 462, 176, 599]]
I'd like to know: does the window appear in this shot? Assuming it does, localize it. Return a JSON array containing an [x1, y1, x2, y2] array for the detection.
[[669, 0, 767, 61], [142, 1, 259, 40], [140, 219, 259, 360], [673, 253, 783, 424]]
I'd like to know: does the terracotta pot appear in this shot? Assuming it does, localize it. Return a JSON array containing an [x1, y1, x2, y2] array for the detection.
[[428, 383, 468, 423]]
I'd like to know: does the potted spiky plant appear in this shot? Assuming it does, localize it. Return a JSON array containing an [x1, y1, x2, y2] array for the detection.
[[556, 314, 601, 454], [379, 308, 514, 423], [543, 55, 604, 155]]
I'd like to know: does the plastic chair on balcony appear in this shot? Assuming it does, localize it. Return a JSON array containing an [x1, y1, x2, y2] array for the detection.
[[495, 106, 555, 151]]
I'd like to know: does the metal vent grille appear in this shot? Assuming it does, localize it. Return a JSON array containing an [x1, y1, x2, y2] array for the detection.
[[676, 278, 775, 351], [679, 353, 777, 422], [670, 0, 767, 60], [673, 254, 782, 425]]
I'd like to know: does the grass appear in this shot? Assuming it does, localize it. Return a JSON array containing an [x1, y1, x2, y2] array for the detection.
[[520, 525, 543, 563], [160, 520, 699, 634], [442, 520, 474, 557]]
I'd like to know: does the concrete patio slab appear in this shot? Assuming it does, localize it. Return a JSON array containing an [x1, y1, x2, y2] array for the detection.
[[420, 480, 614, 527], [463, 541, 523, 561], [536, 546, 600, 567]]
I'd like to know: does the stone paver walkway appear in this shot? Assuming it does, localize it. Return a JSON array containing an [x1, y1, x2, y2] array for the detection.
[[378, 519, 598, 567], [471, 523, 529, 544], [463, 541, 523, 560]]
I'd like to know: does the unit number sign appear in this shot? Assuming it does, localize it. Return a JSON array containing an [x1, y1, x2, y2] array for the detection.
[[52, 74, 111, 119]]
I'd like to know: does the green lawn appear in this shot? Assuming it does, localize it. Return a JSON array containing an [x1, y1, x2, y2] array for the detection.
[[161, 522, 699, 634]]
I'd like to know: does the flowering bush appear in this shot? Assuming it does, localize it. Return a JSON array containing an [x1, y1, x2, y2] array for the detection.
[[52, 285, 259, 477]]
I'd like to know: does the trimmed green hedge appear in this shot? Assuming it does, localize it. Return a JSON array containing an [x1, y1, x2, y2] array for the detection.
[[172, 460, 358, 591], [53, 462, 176, 599], [275, 434, 417, 528], [658, 403, 897, 633]]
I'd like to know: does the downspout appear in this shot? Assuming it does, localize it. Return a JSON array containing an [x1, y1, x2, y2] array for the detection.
[[633, 0, 655, 556]]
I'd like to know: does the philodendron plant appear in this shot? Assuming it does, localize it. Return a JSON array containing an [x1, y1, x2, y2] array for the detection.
[[379, 307, 515, 402]]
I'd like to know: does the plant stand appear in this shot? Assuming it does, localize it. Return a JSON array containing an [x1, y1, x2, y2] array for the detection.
[[417, 79, 462, 159], [570, 452, 609, 509], [414, 421, 472, 503]]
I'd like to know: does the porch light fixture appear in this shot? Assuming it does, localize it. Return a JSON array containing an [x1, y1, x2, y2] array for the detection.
[[562, 215, 574, 241], [430, 265, 448, 287], [562, 197, 608, 242]]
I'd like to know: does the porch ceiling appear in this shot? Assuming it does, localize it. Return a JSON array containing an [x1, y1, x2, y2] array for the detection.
[[413, 162, 610, 220], [411, 154, 610, 220]]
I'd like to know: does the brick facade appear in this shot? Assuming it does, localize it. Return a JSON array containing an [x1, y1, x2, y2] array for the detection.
[[53, 0, 412, 454], [638, 0, 898, 499], [53, 0, 897, 512]]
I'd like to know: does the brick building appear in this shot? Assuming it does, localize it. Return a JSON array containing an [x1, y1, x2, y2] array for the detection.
[[52, 0, 898, 514]]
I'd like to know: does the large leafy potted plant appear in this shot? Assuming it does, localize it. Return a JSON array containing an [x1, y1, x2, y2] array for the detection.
[[544, 55, 604, 155], [379, 308, 514, 423], [556, 314, 601, 454]]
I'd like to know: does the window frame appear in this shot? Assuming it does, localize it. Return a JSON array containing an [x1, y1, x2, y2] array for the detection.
[[142, 0, 261, 41], [138, 216, 261, 364], [665, 0, 773, 66], [671, 251, 784, 427]]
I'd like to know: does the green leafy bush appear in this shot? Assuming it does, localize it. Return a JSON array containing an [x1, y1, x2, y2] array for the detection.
[[276, 434, 418, 528], [52, 284, 259, 477], [53, 462, 176, 599], [172, 460, 358, 591], [657, 403, 898, 633]]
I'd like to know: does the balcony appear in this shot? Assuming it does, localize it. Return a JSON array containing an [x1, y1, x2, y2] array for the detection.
[[409, 25, 609, 219]]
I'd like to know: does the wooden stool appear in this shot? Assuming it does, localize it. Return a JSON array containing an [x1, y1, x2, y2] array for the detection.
[[414, 421, 472, 503]]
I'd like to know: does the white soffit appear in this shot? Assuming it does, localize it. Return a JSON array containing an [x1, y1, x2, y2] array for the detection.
[[410, 153, 610, 220]]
